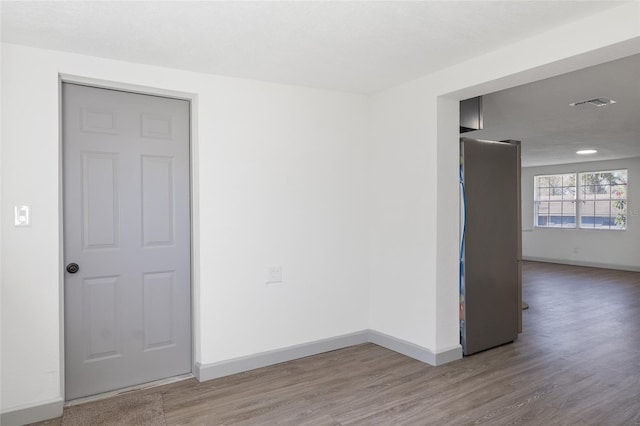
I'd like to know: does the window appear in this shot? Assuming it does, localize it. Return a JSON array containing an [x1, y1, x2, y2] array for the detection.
[[535, 169, 627, 230], [579, 170, 627, 230], [534, 174, 576, 228]]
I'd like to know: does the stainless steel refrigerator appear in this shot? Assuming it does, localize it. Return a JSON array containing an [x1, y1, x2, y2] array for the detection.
[[460, 137, 522, 356]]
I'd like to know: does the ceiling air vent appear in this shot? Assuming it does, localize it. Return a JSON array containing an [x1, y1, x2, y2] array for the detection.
[[569, 97, 616, 107]]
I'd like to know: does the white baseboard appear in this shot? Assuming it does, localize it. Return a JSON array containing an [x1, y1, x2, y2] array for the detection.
[[368, 330, 462, 366], [435, 344, 464, 365], [0, 398, 64, 426], [195, 330, 370, 381], [523, 256, 640, 272], [196, 329, 462, 382]]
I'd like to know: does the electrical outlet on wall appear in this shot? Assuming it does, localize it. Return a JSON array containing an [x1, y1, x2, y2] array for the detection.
[[572, 247, 579, 254], [266, 266, 283, 284]]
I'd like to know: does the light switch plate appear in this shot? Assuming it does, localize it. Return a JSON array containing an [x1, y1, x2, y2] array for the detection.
[[14, 205, 31, 227]]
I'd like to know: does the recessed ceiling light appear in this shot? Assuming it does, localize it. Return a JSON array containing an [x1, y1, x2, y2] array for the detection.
[[576, 149, 597, 155]]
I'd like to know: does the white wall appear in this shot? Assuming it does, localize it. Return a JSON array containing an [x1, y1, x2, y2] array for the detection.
[[368, 3, 640, 353], [1, 44, 369, 411], [522, 158, 640, 270]]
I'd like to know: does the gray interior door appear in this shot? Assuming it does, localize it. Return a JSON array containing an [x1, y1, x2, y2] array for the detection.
[[63, 83, 191, 400]]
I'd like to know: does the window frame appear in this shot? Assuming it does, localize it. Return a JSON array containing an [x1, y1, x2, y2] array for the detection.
[[577, 169, 628, 231], [533, 169, 628, 231], [533, 173, 577, 229]]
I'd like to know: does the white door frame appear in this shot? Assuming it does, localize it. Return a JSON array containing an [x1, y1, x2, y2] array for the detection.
[[58, 74, 200, 400]]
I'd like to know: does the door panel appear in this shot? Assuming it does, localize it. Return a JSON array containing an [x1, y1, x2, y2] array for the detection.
[[63, 83, 191, 400], [83, 275, 120, 361], [82, 152, 119, 249], [143, 271, 176, 350], [141, 156, 174, 246]]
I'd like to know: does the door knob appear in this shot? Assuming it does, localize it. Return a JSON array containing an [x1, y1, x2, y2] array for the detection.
[[66, 263, 79, 274]]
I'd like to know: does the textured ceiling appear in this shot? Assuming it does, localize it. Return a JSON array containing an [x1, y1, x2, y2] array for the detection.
[[469, 53, 640, 167], [2, 1, 636, 166], [0, 1, 626, 94]]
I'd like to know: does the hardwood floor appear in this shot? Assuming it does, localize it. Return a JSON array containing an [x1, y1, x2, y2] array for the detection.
[[32, 261, 640, 425]]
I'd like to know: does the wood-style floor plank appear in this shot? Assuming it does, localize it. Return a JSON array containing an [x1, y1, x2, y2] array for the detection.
[[29, 261, 640, 425]]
